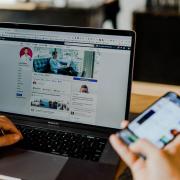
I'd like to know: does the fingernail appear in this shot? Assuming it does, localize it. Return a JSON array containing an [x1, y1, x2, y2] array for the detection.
[[129, 143, 135, 148], [129, 141, 138, 149]]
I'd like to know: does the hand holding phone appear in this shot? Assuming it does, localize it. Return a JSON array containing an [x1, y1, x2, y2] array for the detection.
[[117, 92, 180, 149], [110, 93, 180, 180], [110, 133, 180, 180]]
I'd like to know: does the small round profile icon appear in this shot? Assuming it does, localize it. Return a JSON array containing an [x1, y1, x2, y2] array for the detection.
[[80, 85, 89, 93], [19, 47, 33, 64]]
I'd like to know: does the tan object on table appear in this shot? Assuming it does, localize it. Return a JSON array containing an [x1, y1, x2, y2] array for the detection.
[[115, 81, 180, 179], [0, 2, 37, 11]]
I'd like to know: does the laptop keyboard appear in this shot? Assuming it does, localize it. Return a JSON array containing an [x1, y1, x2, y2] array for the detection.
[[16, 124, 107, 162]]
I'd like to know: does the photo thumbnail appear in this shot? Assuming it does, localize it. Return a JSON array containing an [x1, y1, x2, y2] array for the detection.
[[72, 78, 97, 94], [19, 47, 33, 64], [33, 47, 95, 78], [31, 98, 70, 112]]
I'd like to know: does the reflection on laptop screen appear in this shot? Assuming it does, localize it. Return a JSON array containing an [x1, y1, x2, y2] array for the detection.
[[0, 27, 133, 129]]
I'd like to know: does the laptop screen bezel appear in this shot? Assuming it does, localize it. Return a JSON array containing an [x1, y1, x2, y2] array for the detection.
[[0, 23, 135, 132]]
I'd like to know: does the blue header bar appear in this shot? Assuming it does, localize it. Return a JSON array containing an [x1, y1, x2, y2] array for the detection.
[[73, 77, 97, 82]]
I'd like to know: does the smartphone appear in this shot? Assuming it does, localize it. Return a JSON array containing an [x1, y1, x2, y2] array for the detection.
[[117, 92, 180, 149]]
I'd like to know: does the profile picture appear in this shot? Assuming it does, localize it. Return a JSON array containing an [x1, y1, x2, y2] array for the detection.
[[19, 47, 33, 64], [80, 85, 89, 93]]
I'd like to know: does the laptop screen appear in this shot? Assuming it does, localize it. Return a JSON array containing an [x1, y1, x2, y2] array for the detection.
[[0, 25, 134, 129]]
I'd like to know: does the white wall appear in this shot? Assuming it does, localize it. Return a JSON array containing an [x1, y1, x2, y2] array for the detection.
[[119, 0, 146, 29], [0, 0, 16, 3], [104, 0, 146, 30]]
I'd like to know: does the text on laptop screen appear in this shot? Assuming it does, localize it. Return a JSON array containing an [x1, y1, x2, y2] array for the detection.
[[0, 27, 132, 129]]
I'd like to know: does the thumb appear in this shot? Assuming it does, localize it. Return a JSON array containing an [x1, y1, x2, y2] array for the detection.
[[129, 139, 159, 158]]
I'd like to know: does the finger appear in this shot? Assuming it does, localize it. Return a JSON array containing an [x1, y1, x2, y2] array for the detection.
[[0, 121, 20, 134], [109, 134, 138, 168], [130, 139, 159, 158], [0, 116, 23, 139], [0, 122, 23, 140], [0, 115, 7, 118], [121, 120, 129, 129], [131, 157, 145, 173], [165, 135, 180, 154], [0, 134, 21, 147], [0, 116, 17, 128], [0, 116, 12, 124], [168, 134, 180, 147]]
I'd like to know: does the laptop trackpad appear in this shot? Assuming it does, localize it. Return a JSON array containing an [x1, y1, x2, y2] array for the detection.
[[0, 148, 68, 180]]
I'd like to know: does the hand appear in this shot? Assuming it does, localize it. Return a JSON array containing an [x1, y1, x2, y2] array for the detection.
[[109, 120, 180, 180], [0, 116, 23, 147]]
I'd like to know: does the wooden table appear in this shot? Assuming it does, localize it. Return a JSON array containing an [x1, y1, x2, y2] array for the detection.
[[115, 81, 180, 179], [131, 81, 180, 113]]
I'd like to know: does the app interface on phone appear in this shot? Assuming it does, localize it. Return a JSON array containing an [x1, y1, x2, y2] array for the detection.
[[128, 93, 180, 148]]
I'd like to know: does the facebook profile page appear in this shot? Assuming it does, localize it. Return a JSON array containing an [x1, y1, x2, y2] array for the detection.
[[0, 28, 132, 128]]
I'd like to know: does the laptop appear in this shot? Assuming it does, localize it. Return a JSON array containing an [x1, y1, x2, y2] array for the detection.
[[0, 23, 135, 180]]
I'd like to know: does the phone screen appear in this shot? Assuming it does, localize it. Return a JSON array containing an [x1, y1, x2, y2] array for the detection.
[[118, 92, 180, 148]]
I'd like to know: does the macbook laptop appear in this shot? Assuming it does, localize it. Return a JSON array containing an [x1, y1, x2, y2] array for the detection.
[[0, 23, 135, 180]]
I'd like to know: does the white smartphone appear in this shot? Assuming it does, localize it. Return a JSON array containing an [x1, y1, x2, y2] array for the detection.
[[117, 92, 180, 149]]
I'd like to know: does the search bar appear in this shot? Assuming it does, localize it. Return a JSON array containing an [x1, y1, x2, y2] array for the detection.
[[65, 42, 94, 47]]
